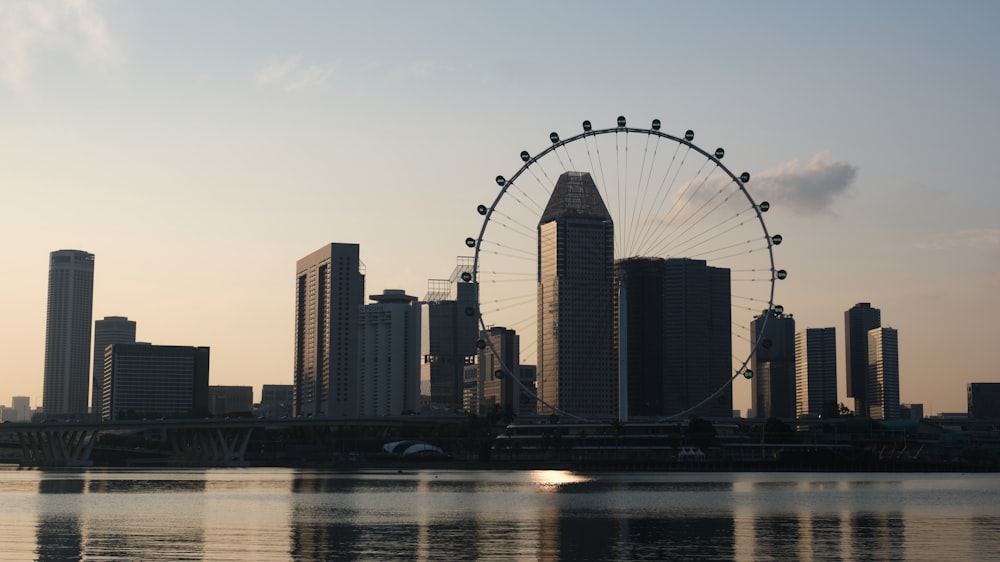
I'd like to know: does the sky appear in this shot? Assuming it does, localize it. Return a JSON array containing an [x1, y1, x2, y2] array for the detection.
[[2, 0, 998, 416]]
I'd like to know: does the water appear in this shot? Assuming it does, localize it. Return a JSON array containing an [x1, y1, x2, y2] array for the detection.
[[0, 467, 997, 561]]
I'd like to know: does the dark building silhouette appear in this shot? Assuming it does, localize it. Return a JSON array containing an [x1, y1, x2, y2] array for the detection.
[[103, 343, 209, 420], [466, 327, 519, 415], [91, 316, 136, 416], [617, 257, 667, 417], [208, 385, 253, 416], [661, 258, 732, 418], [260, 384, 293, 418], [294, 243, 364, 417], [968, 383, 1000, 418], [795, 327, 838, 418], [43, 249, 95, 417], [425, 257, 478, 410], [845, 302, 881, 416], [617, 257, 732, 418], [750, 310, 796, 419], [537, 171, 616, 419]]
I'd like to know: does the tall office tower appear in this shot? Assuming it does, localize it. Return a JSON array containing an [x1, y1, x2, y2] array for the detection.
[[616, 257, 667, 417], [537, 171, 616, 420], [425, 257, 478, 409], [845, 302, 881, 416], [357, 289, 421, 416], [91, 316, 136, 415], [469, 326, 520, 416], [750, 310, 796, 419], [661, 258, 732, 418], [294, 243, 364, 417], [794, 328, 838, 418], [102, 343, 209, 420], [42, 249, 95, 417], [867, 327, 899, 420]]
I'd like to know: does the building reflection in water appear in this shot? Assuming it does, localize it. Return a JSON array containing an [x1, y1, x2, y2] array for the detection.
[[36, 477, 84, 562]]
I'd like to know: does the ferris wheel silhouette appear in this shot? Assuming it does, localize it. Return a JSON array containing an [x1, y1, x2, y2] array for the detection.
[[464, 116, 784, 421]]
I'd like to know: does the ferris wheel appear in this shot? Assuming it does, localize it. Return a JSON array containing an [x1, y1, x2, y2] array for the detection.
[[465, 116, 785, 421]]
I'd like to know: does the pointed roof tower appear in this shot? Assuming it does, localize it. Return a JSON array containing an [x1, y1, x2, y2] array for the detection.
[[539, 171, 612, 225]]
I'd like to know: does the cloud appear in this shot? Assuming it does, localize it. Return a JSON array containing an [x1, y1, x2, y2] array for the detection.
[[0, 0, 118, 93], [751, 152, 858, 216], [254, 54, 338, 92]]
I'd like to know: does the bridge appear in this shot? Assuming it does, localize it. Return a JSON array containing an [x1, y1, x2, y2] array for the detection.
[[0, 415, 464, 468]]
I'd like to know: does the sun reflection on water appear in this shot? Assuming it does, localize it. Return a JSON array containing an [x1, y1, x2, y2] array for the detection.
[[528, 470, 590, 493]]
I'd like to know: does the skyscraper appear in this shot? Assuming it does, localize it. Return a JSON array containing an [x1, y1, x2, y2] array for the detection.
[[537, 171, 616, 420], [425, 257, 478, 409], [617, 257, 667, 418], [42, 249, 95, 417], [867, 327, 899, 420], [294, 243, 364, 417], [795, 327, 838, 418], [358, 289, 421, 416], [750, 310, 796, 419], [845, 303, 881, 416], [661, 258, 732, 418], [92, 316, 136, 415]]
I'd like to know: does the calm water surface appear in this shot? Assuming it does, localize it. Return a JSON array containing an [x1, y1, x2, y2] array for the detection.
[[0, 467, 997, 561]]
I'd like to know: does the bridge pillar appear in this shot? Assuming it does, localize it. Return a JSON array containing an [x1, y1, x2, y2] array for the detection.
[[17, 430, 98, 467], [169, 427, 252, 467]]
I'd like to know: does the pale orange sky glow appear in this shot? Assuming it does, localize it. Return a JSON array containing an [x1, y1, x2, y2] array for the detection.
[[2, 1, 998, 416]]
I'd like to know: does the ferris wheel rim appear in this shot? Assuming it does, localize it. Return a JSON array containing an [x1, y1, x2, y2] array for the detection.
[[467, 117, 781, 422]]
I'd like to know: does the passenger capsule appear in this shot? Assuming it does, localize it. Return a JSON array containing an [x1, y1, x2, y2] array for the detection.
[[715, 148, 725, 159], [477, 204, 488, 215], [762, 339, 773, 350], [494, 370, 505, 380], [550, 132, 560, 143], [464, 306, 476, 317], [776, 269, 788, 280], [520, 150, 530, 162], [582, 120, 592, 132], [685, 130, 694, 141], [740, 172, 750, 183], [496, 175, 506, 186], [759, 201, 770, 212], [461, 271, 472, 282], [476, 339, 486, 349], [617, 115, 627, 127], [651, 119, 661, 130], [465, 237, 476, 248], [743, 369, 754, 380], [771, 234, 783, 245], [774, 304, 784, 315]]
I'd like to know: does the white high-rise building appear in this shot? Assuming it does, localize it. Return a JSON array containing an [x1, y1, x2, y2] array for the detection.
[[42, 249, 95, 417], [358, 290, 421, 416], [294, 243, 364, 417], [868, 327, 899, 420], [795, 328, 837, 418]]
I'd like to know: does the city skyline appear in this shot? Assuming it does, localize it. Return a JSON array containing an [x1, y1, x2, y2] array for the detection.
[[3, 2, 998, 415]]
